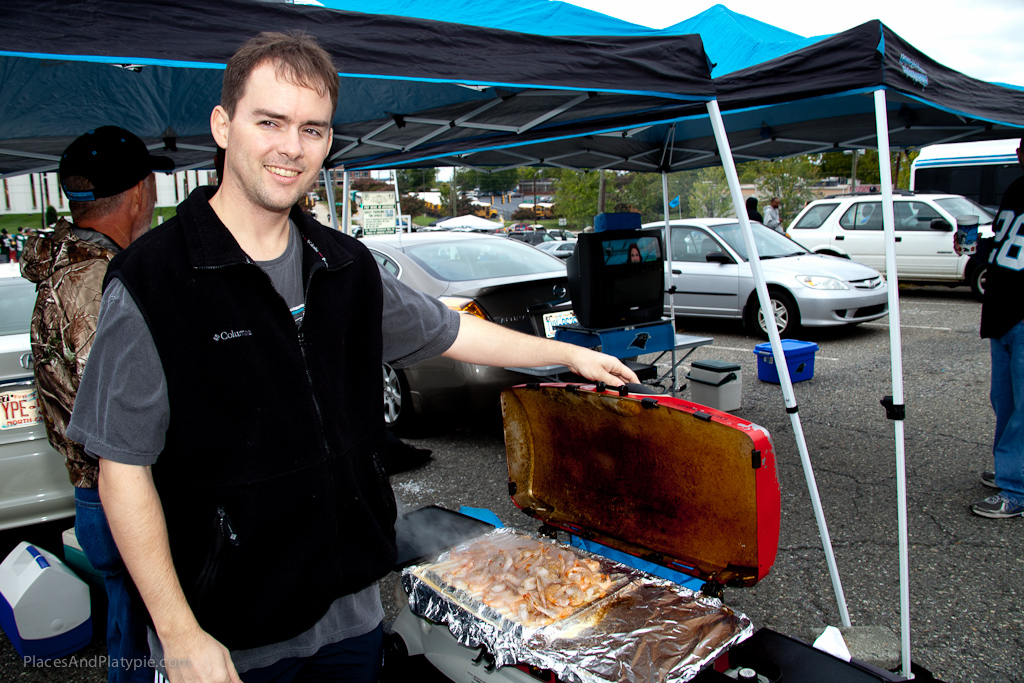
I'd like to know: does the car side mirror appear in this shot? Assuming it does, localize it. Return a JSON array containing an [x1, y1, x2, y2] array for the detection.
[[705, 251, 733, 264], [930, 218, 953, 232]]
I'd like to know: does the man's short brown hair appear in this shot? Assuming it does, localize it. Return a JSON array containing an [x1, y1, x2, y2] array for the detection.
[[65, 175, 129, 224], [221, 31, 340, 120]]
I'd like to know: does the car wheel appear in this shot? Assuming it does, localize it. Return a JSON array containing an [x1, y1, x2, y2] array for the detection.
[[968, 263, 987, 300], [747, 289, 800, 340], [383, 362, 414, 432]]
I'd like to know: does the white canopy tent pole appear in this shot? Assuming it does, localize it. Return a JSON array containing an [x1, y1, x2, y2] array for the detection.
[[342, 169, 351, 235], [660, 172, 679, 394], [659, 124, 680, 394], [873, 88, 913, 679], [323, 167, 340, 232], [706, 100, 852, 627]]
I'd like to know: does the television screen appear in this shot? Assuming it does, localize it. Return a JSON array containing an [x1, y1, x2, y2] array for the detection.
[[600, 236, 662, 265], [567, 229, 665, 329]]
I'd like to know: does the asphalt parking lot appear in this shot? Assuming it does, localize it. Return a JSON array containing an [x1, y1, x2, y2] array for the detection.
[[2, 283, 1020, 682]]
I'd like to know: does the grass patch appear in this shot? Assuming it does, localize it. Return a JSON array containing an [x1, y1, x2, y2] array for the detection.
[[0, 212, 58, 232], [0, 207, 178, 233]]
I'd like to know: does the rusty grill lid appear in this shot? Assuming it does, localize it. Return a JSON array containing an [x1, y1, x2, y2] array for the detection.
[[501, 384, 780, 587]]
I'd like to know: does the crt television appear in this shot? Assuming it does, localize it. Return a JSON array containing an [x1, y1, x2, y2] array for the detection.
[[566, 228, 665, 329]]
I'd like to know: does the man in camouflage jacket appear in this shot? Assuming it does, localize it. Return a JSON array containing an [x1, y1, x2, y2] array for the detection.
[[21, 126, 172, 683], [22, 218, 119, 488]]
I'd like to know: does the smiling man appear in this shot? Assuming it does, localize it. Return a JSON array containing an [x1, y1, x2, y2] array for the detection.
[[66, 32, 636, 683]]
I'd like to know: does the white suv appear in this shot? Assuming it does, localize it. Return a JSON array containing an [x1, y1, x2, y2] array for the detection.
[[787, 193, 994, 297]]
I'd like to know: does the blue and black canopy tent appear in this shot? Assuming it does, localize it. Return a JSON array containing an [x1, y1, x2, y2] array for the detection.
[[338, 16, 1024, 679], [0, 0, 714, 179]]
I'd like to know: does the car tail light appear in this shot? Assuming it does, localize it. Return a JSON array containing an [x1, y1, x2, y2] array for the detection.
[[440, 296, 490, 321]]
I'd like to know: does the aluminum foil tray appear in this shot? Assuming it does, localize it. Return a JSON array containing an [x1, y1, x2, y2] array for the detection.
[[402, 528, 752, 683]]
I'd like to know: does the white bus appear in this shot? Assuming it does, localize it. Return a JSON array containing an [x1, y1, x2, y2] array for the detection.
[[911, 139, 1020, 211]]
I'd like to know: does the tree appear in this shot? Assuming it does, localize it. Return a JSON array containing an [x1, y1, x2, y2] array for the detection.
[[399, 194, 426, 218], [350, 177, 391, 193], [511, 208, 538, 221], [476, 169, 519, 195], [748, 157, 819, 224], [818, 150, 855, 180], [688, 167, 733, 218], [893, 149, 918, 190], [440, 181, 473, 216], [614, 173, 662, 222], [551, 169, 600, 228], [396, 168, 436, 192], [45, 205, 58, 227]]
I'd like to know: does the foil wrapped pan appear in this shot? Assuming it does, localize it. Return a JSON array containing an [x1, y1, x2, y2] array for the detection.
[[402, 528, 752, 682]]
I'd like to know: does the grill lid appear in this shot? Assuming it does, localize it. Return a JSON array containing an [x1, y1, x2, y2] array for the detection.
[[501, 384, 780, 587]]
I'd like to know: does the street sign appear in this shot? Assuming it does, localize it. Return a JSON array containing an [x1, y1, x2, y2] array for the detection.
[[361, 191, 398, 235], [558, 218, 567, 226]]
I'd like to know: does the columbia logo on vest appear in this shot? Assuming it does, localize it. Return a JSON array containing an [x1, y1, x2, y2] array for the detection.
[[213, 330, 253, 341]]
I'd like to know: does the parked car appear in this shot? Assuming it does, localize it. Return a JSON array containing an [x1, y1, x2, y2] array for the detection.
[[0, 266, 75, 531], [535, 240, 577, 259], [547, 229, 577, 241], [506, 230, 554, 246], [786, 193, 994, 298], [644, 218, 890, 339], [362, 232, 575, 431]]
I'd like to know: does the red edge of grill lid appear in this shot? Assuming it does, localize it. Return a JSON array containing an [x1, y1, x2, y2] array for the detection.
[[501, 383, 780, 587]]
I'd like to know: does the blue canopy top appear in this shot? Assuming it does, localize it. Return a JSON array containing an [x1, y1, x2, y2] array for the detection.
[[316, 0, 654, 35], [319, 2, 827, 76], [660, 5, 826, 76]]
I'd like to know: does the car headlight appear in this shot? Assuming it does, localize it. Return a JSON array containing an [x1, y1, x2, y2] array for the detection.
[[796, 275, 849, 290], [440, 296, 490, 320]]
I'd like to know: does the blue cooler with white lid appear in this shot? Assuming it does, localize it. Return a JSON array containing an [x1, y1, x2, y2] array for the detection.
[[0, 542, 92, 660], [754, 340, 819, 383]]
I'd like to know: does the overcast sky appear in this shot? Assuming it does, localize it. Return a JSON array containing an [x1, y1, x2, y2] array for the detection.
[[564, 0, 1024, 86]]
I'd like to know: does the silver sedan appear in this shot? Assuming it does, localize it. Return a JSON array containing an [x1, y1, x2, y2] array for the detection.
[[0, 270, 74, 531], [534, 240, 577, 259], [363, 232, 575, 432], [644, 218, 889, 338]]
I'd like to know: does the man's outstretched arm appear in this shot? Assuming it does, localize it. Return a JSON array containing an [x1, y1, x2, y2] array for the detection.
[[442, 314, 640, 386]]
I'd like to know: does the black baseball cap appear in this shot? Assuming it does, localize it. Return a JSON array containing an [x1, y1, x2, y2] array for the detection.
[[59, 126, 174, 202]]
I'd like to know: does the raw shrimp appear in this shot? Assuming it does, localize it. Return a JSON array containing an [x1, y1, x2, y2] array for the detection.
[[426, 535, 616, 627]]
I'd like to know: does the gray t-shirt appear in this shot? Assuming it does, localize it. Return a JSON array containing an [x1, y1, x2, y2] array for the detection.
[[67, 221, 459, 673]]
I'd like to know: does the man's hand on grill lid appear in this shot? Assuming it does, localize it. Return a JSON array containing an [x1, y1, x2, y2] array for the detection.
[[562, 344, 639, 386], [442, 314, 639, 386]]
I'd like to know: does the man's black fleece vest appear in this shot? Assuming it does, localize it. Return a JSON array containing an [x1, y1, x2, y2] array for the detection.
[[106, 187, 393, 650]]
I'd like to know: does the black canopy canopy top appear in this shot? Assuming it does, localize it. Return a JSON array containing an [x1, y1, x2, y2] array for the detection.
[[0, 0, 713, 177], [343, 20, 1024, 174]]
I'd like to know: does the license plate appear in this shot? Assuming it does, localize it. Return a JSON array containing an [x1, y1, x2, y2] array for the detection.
[[0, 387, 43, 430], [542, 310, 577, 338]]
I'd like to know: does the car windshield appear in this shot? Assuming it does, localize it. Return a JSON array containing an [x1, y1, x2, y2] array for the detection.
[[0, 277, 37, 336], [934, 197, 996, 225], [705, 221, 808, 261], [403, 238, 565, 281]]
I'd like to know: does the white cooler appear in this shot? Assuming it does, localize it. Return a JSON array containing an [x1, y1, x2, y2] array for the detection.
[[686, 359, 742, 412], [0, 542, 91, 660]]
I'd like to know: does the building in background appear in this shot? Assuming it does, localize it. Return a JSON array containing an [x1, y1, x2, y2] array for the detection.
[[1, 170, 217, 219]]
